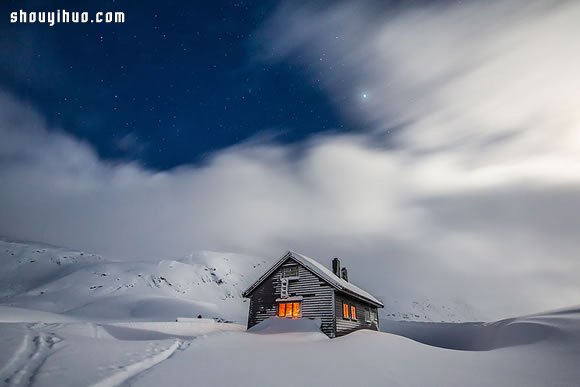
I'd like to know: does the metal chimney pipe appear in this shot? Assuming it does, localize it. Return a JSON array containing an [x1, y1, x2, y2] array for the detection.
[[332, 257, 341, 277], [341, 267, 348, 282]]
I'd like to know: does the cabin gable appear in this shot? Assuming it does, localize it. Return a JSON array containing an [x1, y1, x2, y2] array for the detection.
[[246, 257, 336, 337]]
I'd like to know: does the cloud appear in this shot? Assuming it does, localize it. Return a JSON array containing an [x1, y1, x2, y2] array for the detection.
[[2, 0, 580, 319]]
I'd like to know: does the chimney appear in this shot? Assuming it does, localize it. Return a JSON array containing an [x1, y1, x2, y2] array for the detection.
[[341, 267, 349, 282], [332, 257, 341, 277]]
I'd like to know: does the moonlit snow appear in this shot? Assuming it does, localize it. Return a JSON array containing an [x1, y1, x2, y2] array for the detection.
[[1, 238, 579, 386]]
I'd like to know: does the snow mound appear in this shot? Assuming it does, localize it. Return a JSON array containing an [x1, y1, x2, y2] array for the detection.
[[128, 307, 580, 387], [0, 305, 579, 386], [0, 306, 80, 323], [381, 305, 580, 351], [248, 317, 323, 334], [102, 321, 244, 340]]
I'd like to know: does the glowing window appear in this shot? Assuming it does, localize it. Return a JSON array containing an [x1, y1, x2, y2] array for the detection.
[[343, 302, 350, 319], [278, 302, 301, 318], [351, 305, 357, 320], [292, 302, 300, 318]]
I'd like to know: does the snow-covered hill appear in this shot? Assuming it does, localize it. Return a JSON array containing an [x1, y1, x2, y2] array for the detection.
[[0, 238, 578, 386], [0, 239, 267, 323], [0, 238, 482, 323], [381, 297, 484, 322]]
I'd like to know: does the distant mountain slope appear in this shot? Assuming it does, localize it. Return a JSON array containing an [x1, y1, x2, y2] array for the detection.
[[0, 239, 267, 322], [381, 297, 484, 323], [0, 238, 482, 323]]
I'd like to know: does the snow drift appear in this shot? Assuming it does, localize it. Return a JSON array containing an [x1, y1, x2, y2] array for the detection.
[[381, 306, 580, 351], [248, 316, 323, 334], [2, 305, 580, 386]]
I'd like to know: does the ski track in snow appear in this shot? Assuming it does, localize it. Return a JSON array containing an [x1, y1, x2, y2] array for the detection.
[[0, 331, 30, 382], [1, 325, 63, 387], [89, 339, 182, 387]]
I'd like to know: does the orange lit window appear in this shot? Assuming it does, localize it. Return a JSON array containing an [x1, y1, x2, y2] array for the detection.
[[351, 305, 357, 320], [292, 302, 300, 318], [343, 302, 350, 319], [278, 302, 301, 318]]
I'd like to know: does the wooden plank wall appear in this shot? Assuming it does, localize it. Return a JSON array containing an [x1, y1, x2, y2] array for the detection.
[[334, 292, 379, 337], [247, 274, 278, 328], [247, 258, 336, 337]]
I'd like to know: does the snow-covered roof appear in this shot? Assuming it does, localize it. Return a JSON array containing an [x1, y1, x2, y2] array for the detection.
[[243, 251, 384, 307]]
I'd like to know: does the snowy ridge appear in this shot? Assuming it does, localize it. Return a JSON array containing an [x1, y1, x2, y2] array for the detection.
[[381, 297, 485, 322], [0, 238, 481, 323], [0, 239, 267, 323]]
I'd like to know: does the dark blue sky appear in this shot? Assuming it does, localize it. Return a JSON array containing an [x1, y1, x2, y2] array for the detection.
[[0, 0, 352, 170]]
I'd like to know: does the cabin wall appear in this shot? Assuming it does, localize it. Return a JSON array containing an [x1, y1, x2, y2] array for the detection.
[[247, 274, 277, 328], [334, 292, 379, 337], [247, 258, 336, 337]]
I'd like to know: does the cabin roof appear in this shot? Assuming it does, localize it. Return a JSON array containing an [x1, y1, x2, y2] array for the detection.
[[243, 251, 384, 308]]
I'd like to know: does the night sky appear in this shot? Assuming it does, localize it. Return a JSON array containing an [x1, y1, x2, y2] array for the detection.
[[2, 0, 579, 318], [0, 0, 350, 170]]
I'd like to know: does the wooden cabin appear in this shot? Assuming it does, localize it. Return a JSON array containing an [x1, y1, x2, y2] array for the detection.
[[242, 251, 384, 338]]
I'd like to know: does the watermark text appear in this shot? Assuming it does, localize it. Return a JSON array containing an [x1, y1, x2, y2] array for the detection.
[[10, 9, 125, 26]]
